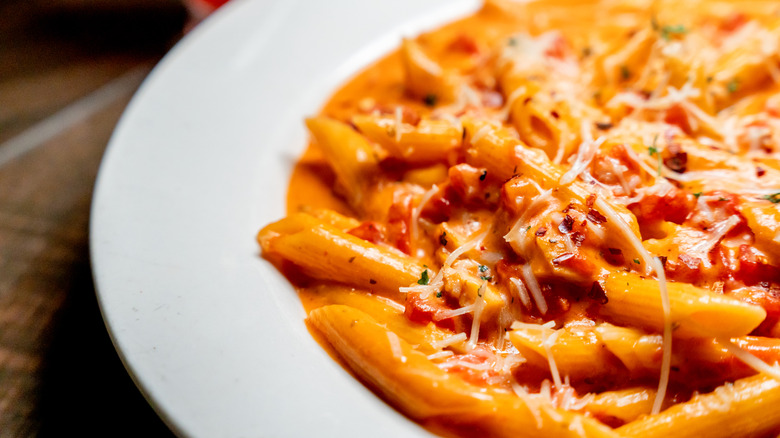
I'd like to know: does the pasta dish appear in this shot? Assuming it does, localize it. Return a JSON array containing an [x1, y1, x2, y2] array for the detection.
[[258, 0, 780, 436]]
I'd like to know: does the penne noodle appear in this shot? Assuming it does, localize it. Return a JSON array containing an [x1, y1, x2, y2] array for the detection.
[[258, 212, 425, 296], [618, 374, 780, 438], [305, 117, 380, 209], [601, 271, 766, 338], [352, 115, 462, 163], [309, 305, 622, 438]]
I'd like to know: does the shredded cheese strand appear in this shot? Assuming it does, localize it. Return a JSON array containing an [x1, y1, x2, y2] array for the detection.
[[466, 280, 488, 351], [543, 330, 563, 389], [410, 184, 439, 257], [521, 263, 548, 315], [717, 338, 780, 380], [430, 332, 468, 350], [386, 331, 407, 364], [651, 257, 672, 415]]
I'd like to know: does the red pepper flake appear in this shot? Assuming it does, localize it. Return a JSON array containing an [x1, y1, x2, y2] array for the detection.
[[663, 142, 688, 173], [558, 214, 574, 234], [523, 97, 533, 105], [586, 194, 596, 208], [552, 252, 575, 265], [586, 209, 607, 225], [757, 166, 766, 177], [550, 110, 560, 119], [587, 281, 608, 304], [571, 231, 585, 247], [535, 226, 548, 236], [603, 247, 624, 265]]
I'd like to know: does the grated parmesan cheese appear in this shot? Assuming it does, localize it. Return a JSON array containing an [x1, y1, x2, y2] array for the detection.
[[427, 350, 455, 361], [430, 332, 468, 350], [521, 263, 548, 315], [543, 330, 563, 389], [465, 280, 488, 351], [387, 331, 407, 364], [509, 277, 533, 309], [717, 337, 780, 380], [410, 183, 440, 257]]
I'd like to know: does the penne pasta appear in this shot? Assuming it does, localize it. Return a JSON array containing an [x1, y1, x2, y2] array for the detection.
[[309, 304, 622, 438], [618, 374, 780, 438], [601, 271, 766, 338]]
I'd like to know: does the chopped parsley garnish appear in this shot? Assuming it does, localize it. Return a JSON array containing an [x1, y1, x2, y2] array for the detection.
[[620, 65, 631, 80], [649, 135, 662, 175], [648, 145, 658, 155], [633, 258, 641, 264], [718, 197, 727, 202], [479, 265, 488, 272], [693, 192, 702, 198], [763, 192, 780, 203], [436, 291, 442, 298], [660, 24, 687, 41], [417, 269, 430, 285], [423, 94, 438, 107], [480, 275, 492, 282], [727, 79, 739, 93]]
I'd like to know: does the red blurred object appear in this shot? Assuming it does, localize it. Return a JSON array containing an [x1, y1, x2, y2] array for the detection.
[[184, 0, 230, 30], [201, 0, 229, 6]]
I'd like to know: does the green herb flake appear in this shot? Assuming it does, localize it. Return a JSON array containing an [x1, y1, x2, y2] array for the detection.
[[648, 145, 658, 155], [620, 65, 631, 80], [763, 192, 780, 203], [693, 192, 702, 198], [648, 134, 663, 176], [633, 258, 641, 264], [727, 79, 739, 94], [660, 24, 687, 41], [718, 197, 727, 202], [417, 269, 430, 285], [480, 275, 492, 282], [436, 291, 442, 298], [479, 265, 489, 273], [423, 94, 438, 107]]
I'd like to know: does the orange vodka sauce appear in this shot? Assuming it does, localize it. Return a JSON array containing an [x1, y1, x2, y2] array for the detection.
[[263, 1, 780, 436]]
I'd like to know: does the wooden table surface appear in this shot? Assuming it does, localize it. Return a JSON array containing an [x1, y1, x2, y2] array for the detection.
[[0, 1, 200, 435]]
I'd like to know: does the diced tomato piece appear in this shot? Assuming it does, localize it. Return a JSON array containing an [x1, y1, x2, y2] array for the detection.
[[347, 221, 386, 244], [629, 186, 695, 224], [404, 291, 457, 331], [387, 193, 413, 254]]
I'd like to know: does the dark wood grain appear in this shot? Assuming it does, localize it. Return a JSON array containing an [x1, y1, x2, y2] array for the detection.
[[0, 0, 188, 435]]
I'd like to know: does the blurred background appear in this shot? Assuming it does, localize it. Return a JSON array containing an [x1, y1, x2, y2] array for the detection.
[[0, 0, 226, 435]]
